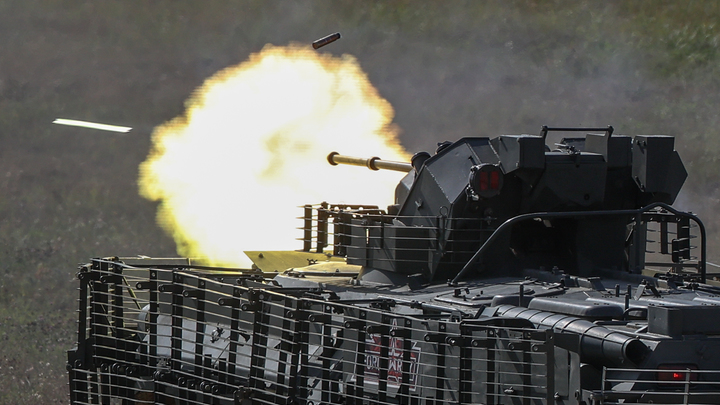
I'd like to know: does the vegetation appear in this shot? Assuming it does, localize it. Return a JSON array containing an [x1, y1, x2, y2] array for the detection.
[[1, 1, 719, 402]]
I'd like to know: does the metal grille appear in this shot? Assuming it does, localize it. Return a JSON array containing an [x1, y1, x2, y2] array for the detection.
[[68, 259, 568, 405], [300, 203, 497, 274], [642, 211, 704, 278], [598, 367, 720, 405], [300, 203, 709, 283]]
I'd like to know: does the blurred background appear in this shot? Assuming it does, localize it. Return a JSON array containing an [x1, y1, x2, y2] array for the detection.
[[1, 1, 719, 402]]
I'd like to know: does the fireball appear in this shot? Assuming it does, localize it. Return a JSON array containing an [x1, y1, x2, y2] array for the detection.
[[139, 44, 410, 267]]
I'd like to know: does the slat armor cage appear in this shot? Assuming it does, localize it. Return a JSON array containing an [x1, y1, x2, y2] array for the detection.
[[67, 258, 580, 405]]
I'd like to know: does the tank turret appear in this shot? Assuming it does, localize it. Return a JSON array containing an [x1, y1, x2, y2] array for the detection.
[[326, 127, 688, 285]]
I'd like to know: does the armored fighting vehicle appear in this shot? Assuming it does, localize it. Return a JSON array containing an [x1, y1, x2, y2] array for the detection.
[[68, 127, 720, 404]]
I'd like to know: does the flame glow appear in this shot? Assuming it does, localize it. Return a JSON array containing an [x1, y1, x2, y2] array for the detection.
[[139, 44, 410, 267]]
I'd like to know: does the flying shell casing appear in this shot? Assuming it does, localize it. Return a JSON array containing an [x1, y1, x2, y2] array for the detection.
[[312, 32, 341, 49]]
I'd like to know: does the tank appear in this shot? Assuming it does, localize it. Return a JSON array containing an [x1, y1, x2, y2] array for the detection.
[[67, 126, 720, 405]]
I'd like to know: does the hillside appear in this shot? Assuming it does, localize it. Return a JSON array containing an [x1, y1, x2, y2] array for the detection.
[[1, 1, 720, 402]]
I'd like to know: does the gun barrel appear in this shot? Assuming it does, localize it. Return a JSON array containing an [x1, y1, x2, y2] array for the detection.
[[327, 152, 412, 173]]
